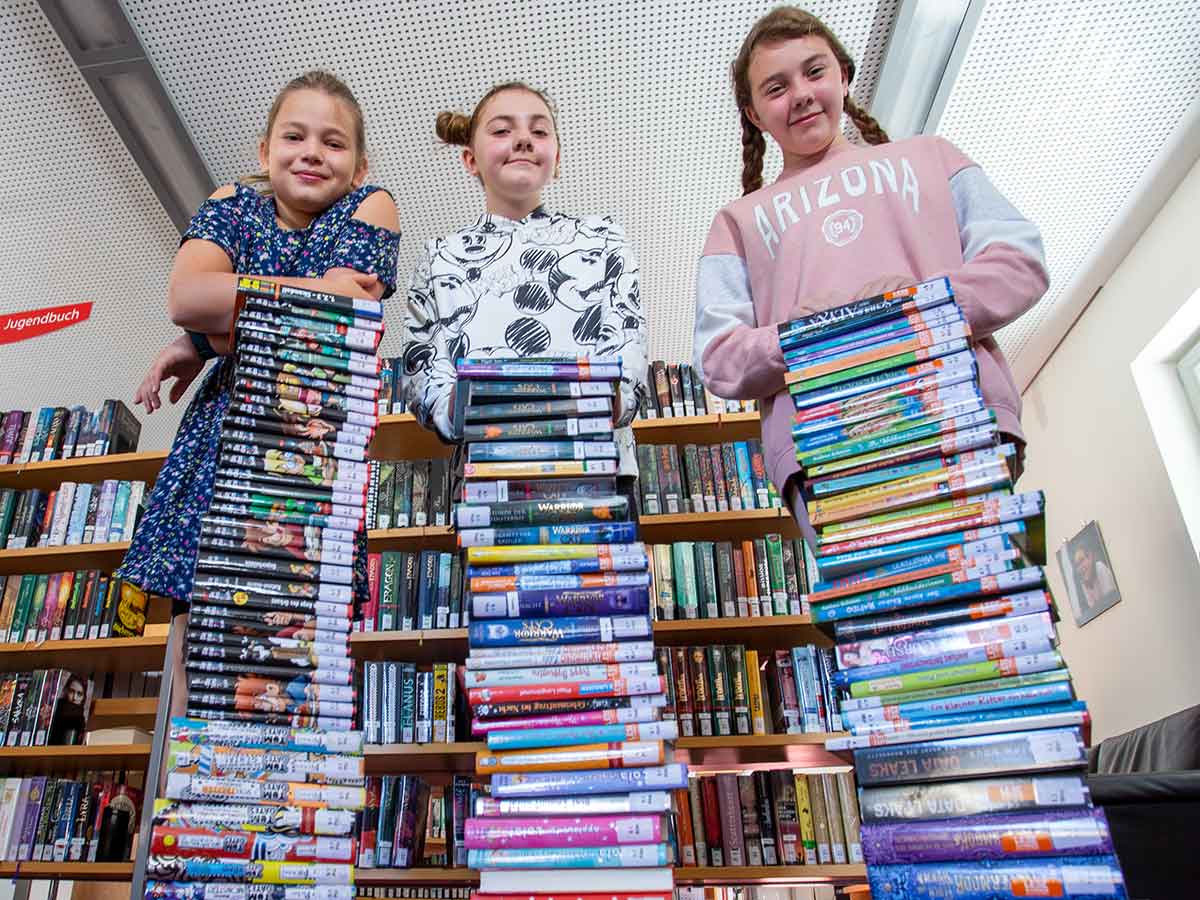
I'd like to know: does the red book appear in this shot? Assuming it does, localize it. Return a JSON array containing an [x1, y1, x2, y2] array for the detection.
[[687, 647, 712, 738], [364, 551, 382, 632], [700, 776, 724, 866]]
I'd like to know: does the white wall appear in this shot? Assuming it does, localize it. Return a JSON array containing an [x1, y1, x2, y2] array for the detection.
[[1020, 156, 1200, 743]]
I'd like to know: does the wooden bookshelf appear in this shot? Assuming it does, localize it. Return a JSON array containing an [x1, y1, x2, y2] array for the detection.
[[0, 626, 169, 673], [364, 735, 849, 776], [0, 861, 134, 881], [357, 868, 479, 885], [351, 616, 829, 662], [371, 414, 454, 460], [0, 743, 151, 774], [675, 865, 868, 885], [0, 451, 166, 492], [639, 507, 799, 542], [368, 525, 457, 553], [0, 541, 129, 575], [633, 410, 763, 445]]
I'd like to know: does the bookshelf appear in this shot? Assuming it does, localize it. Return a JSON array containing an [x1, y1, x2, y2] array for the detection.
[[0, 862, 135, 881], [640, 507, 800, 542], [0, 625, 169, 673], [676, 865, 869, 885], [0, 743, 151, 774]]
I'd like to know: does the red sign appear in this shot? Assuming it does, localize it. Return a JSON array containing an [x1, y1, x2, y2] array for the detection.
[[0, 302, 92, 344]]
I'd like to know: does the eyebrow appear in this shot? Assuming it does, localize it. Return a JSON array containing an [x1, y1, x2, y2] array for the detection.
[[278, 120, 350, 137], [757, 53, 830, 91], [486, 114, 553, 126]]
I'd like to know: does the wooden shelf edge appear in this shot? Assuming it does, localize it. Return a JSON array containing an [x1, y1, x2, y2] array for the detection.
[[356, 867, 478, 885], [0, 633, 169, 673], [675, 864, 867, 885], [0, 861, 134, 881]]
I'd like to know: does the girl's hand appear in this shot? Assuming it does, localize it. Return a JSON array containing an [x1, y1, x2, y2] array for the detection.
[[322, 269, 380, 300], [134, 334, 206, 414], [852, 274, 915, 300]]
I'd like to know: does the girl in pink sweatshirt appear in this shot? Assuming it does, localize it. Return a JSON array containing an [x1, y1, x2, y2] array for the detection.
[[692, 6, 1047, 540]]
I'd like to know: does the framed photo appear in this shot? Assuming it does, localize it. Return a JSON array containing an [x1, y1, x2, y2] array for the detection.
[[1056, 520, 1122, 627]]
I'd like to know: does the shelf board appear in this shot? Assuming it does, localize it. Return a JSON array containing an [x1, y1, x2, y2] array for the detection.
[[675, 865, 868, 885], [0, 451, 166, 492], [0, 629, 169, 673], [89, 696, 158, 731], [372, 414, 454, 461], [0, 743, 150, 774], [356, 868, 478, 885], [353, 628, 469, 663], [654, 615, 831, 650], [352, 616, 829, 662], [364, 735, 849, 775], [0, 861, 133, 881], [367, 526, 457, 552], [0, 541, 129, 575], [639, 507, 799, 542]]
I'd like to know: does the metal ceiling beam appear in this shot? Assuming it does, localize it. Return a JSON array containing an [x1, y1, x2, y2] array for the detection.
[[36, 0, 214, 232], [870, 0, 987, 139]]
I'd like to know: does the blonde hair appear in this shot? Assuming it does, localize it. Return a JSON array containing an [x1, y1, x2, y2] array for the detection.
[[435, 82, 560, 148], [732, 6, 890, 195], [247, 70, 367, 190]]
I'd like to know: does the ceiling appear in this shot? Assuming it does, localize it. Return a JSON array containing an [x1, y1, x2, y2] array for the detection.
[[1, 0, 1198, 452]]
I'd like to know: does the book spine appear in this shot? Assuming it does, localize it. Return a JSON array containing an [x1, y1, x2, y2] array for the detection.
[[866, 856, 1124, 900], [768, 771, 800, 865], [714, 774, 745, 866], [793, 772, 819, 865], [465, 814, 664, 848], [488, 763, 688, 798]]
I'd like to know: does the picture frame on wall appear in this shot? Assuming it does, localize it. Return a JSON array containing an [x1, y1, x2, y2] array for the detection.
[[1056, 520, 1122, 627]]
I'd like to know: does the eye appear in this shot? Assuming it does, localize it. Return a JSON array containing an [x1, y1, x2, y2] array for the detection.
[[809, 66, 826, 78], [326, 140, 344, 149], [534, 129, 549, 137], [283, 132, 302, 141]]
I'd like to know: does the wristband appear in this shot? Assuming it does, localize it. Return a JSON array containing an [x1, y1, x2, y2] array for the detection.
[[187, 330, 218, 361]]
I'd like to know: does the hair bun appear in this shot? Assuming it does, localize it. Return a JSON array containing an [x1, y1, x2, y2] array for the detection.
[[436, 111, 472, 146]]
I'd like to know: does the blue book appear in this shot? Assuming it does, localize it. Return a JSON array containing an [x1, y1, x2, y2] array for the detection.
[[797, 407, 991, 466], [467, 552, 650, 579], [472, 585, 651, 619], [486, 720, 677, 750], [167, 716, 363, 754], [786, 316, 971, 374], [64, 483, 92, 546], [472, 572, 651, 592], [784, 303, 963, 364], [490, 763, 689, 797], [814, 535, 1014, 597], [790, 350, 976, 410], [733, 441, 755, 510], [833, 636, 1055, 686], [793, 388, 983, 450], [778, 277, 954, 347], [844, 679, 1076, 728], [867, 856, 1126, 900], [467, 845, 671, 869], [848, 700, 1087, 736], [108, 481, 132, 542], [468, 615, 652, 648], [435, 551, 452, 629], [817, 521, 1029, 581], [459, 521, 639, 548]]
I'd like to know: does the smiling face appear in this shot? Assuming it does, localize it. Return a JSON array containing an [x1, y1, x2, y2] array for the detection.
[[259, 88, 367, 228], [464, 88, 559, 217], [745, 35, 849, 168]]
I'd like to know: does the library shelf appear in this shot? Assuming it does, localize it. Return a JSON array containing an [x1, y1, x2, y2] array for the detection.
[[357, 868, 478, 886], [639, 507, 800, 542], [0, 626, 169, 673], [0, 861, 134, 881], [0, 743, 151, 774], [364, 735, 849, 776], [0, 541, 129, 576], [88, 696, 158, 731], [368, 526, 457, 553], [0, 451, 166, 492], [675, 865, 868, 885], [371, 414, 454, 461], [633, 410, 763, 445], [352, 628, 469, 664]]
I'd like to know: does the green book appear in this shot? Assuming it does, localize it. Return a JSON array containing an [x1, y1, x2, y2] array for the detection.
[[393, 461, 413, 528], [847, 651, 1065, 700], [715, 541, 737, 618], [706, 645, 733, 737], [376, 462, 396, 530], [694, 541, 719, 619], [726, 644, 752, 735], [18, 575, 49, 644], [844, 667, 1073, 710], [652, 544, 675, 621], [7, 575, 36, 643], [765, 534, 789, 615], [672, 542, 698, 620], [380, 551, 401, 631]]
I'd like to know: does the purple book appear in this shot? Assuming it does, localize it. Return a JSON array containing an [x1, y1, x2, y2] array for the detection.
[[471, 585, 651, 619], [0, 410, 25, 464], [861, 808, 1113, 864]]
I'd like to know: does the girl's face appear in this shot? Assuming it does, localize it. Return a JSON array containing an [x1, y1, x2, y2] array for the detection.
[[464, 89, 559, 210], [259, 88, 366, 226], [745, 35, 849, 168]]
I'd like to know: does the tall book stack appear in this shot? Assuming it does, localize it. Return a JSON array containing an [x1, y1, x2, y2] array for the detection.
[[143, 277, 379, 900], [452, 356, 684, 897], [778, 279, 1128, 898]]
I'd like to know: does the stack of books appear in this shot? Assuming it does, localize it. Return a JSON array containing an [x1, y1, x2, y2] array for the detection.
[[453, 355, 684, 895], [777, 279, 1127, 897], [144, 277, 378, 899]]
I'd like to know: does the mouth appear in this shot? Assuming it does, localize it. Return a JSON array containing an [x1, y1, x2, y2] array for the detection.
[[294, 170, 327, 183], [789, 110, 823, 127], [506, 159, 539, 167]]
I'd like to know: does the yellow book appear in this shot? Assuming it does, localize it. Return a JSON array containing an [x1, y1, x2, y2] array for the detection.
[[792, 772, 819, 865], [463, 460, 618, 479], [806, 773, 834, 865], [432, 663, 449, 743], [466, 543, 632, 564], [744, 650, 767, 735], [476, 740, 664, 774]]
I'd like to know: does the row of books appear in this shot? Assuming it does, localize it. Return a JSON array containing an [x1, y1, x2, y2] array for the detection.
[[776, 280, 1127, 896], [365, 457, 452, 531], [637, 441, 781, 516], [358, 774, 473, 869], [454, 358, 679, 895], [0, 399, 141, 465], [361, 550, 466, 633], [659, 644, 840, 738], [0, 479, 146, 550], [647, 536, 815, 621], [0, 570, 147, 643], [0, 669, 94, 747], [672, 771, 863, 869], [678, 888, 836, 900], [360, 660, 460, 745], [0, 775, 142, 862], [640, 360, 759, 420]]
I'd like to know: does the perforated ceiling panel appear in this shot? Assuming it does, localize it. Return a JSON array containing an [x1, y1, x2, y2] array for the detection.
[[934, 0, 1200, 365], [0, 0, 185, 451], [121, 0, 898, 370]]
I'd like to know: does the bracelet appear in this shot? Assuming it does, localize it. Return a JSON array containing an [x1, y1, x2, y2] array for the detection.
[[187, 330, 218, 361]]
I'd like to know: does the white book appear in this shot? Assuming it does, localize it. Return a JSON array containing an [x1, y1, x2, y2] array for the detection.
[[479, 868, 673, 893], [47, 481, 77, 546], [5, 778, 30, 860], [123, 480, 145, 540], [0, 778, 20, 859]]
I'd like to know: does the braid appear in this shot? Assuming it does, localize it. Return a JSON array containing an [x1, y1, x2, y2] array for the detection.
[[845, 96, 890, 145], [740, 112, 766, 195]]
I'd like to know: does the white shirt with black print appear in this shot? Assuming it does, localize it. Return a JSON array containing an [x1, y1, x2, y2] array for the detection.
[[401, 206, 649, 477]]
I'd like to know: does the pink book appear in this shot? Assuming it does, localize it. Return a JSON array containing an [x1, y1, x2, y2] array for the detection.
[[464, 814, 664, 849], [715, 774, 746, 866], [473, 706, 658, 735]]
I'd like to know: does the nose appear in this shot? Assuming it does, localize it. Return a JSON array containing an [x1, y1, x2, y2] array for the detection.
[[300, 138, 324, 162], [513, 131, 534, 153]]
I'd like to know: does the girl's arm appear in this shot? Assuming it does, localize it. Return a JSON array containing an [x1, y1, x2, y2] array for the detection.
[[400, 245, 458, 441], [596, 228, 649, 426]]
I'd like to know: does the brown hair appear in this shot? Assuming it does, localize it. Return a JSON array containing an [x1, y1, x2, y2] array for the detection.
[[732, 6, 889, 195], [248, 70, 367, 190], [435, 81, 560, 148]]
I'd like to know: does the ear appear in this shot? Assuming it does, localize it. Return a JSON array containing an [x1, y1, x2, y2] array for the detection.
[[462, 147, 480, 179], [744, 105, 763, 131], [257, 138, 269, 175], [352, 153, 368, 189]]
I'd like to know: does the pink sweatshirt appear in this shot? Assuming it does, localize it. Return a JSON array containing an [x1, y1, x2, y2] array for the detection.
[[693, 135, 1047, 513]]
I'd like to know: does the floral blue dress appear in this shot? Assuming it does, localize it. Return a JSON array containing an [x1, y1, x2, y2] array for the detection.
[[118, 183, 400, 613]]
